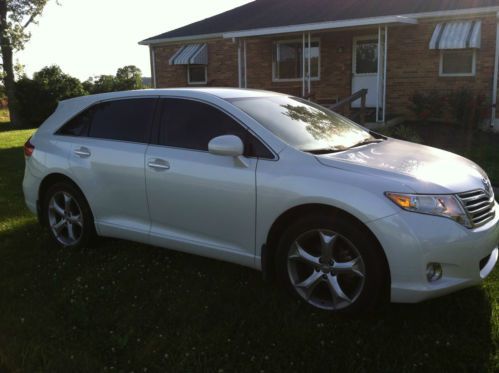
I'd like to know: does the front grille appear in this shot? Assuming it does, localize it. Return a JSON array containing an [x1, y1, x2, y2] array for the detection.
[[457, 189, 496, 228]]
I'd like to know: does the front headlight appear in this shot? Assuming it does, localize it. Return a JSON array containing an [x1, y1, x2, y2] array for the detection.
[[385, 192, 471, 227]]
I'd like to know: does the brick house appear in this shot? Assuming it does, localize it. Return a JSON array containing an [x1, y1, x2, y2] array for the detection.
[[140, 0, 499, 124]]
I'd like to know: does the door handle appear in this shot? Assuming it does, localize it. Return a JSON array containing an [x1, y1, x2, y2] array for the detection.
[[148, 159, 170, 171], [74, 147, 91, 158]]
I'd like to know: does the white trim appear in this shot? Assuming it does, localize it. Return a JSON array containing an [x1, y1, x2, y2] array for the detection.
[[406, 6, 499, 20], [492, 15, 499, 126], [139, 6, 499, 46], [224, 15, 416, 39], [439, 49, 476, 77], [150, 46, 157, 88], [187, 65, 208, 85], [139, 33, 222, 46], [272, 38, 321, 83]]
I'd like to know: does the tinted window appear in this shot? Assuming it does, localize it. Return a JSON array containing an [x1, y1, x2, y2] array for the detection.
[[88, 98, 156, 142], [57, 107, 94, 137], [159, 99, 273, 158]]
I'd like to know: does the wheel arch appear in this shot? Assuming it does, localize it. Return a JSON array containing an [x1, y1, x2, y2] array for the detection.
[[262, 203, 391, 289], [38, 172, 92, 226]]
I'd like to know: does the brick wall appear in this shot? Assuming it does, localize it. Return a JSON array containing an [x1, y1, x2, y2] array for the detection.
[[153, 39, 239, 87], [152, 13, 498, 120], [386, 14, 497, 119]]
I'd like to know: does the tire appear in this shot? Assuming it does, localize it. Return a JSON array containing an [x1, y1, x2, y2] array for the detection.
[[275, 213, 388, 313], [42, 181, 96, 249]]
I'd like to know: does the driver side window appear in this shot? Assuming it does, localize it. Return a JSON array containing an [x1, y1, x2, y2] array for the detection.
[[157, 98, 273, 158]]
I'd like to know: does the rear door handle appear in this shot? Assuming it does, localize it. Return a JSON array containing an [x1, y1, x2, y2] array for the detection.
[[74, 147, 91, 158], [148, 159, 170, 171]]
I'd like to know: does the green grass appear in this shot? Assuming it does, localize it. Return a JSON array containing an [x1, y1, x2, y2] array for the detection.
[[0, 123, 498, 372]]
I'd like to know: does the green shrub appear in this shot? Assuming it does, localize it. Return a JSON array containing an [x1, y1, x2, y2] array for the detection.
[[410, 91, 444, 121], [378, 124, 422, 143], [15, 65, 87, 128], [447, 88, 489, 129]]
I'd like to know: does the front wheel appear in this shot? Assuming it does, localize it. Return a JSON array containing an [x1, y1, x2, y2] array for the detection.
[[276, 214, 388, 312], [42, 182, 96, 249]]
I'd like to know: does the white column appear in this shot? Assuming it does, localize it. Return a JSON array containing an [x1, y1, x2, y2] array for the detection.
[[302, 33, 306, 97], [243, 40, 248, 88], [308, 32, 312, 97], [238, 39, 242, 88], [149, 46, 157, 88], [492, 14, 499, 127], [376, 25, 382, 122], [382, 25, 388, 123]]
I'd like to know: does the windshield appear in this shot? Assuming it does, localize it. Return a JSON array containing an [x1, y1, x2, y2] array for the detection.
[[230, 96, 375, 153]]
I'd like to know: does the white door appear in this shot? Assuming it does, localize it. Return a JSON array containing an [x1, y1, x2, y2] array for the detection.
[[145, 98, 268, 266], [66, 98, 157, 241], [352, 36, 378, 108]]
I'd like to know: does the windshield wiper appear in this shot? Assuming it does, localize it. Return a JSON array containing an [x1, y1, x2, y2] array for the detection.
[[305, 148, 344, 155], [347, 139, 384, 150]]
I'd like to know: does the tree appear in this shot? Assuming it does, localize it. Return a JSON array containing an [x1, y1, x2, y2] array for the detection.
[[86, 65, 144, 94], [0, 0, 50, 127], [115, 65, 143, 91], [16, 64, 85, 127]]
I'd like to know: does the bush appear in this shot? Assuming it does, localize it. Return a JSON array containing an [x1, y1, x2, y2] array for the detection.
[[410, 91, 444, 122], [448, 88, 489, 129], [378, 124, 422, 143], [15, 65, 87, 127]]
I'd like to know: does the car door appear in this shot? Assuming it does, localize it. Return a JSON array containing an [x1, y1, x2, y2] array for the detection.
[[65, 97, 158, 242], [145, 98, 272, 266]]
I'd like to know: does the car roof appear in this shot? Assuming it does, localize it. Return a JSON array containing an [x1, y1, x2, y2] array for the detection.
[[60, 88, 284, 106]]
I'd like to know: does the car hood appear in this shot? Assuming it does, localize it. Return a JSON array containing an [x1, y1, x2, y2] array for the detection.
[[316, 138, 489, 194]]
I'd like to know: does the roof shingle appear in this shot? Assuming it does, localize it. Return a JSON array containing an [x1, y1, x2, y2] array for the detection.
[[141, 0, 499, 43]]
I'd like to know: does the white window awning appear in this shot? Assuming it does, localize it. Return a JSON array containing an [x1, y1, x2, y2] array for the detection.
[[169, 44, 208, 65], [429, 20, 481, 50]]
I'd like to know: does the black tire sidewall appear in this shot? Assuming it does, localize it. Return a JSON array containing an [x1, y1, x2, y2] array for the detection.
[[42, 182, 95, 249], [275, 214, 388, 313]]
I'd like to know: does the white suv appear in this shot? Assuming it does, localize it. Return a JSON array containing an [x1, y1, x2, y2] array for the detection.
[[22, 88, 498, 312]]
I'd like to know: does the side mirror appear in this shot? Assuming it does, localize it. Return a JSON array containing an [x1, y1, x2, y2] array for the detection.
[[208, 135, 244, 157]]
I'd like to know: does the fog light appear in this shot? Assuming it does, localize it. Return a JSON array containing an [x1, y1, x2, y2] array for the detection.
[[426, 263, 443, 282]]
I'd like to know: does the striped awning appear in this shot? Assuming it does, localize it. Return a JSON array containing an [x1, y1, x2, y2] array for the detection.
[[169, 44, 208, 65], [429, 21, 481, 50]]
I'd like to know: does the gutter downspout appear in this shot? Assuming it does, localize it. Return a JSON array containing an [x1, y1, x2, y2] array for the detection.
[[238, 39, 242, 88], [491, 12, 499, 127]]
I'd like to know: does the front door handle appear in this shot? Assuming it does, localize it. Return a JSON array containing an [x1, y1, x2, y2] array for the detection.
[[148, 159, 170, 171], [74, 147, 91, 158]]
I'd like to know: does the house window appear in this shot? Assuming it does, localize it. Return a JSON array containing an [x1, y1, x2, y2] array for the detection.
[[188, 65, 207, 84], [273, 40, 320, 81], [440, 50, 476, 77]]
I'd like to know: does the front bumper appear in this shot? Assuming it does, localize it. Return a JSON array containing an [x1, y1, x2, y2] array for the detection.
[[367, 204, 499, 303]]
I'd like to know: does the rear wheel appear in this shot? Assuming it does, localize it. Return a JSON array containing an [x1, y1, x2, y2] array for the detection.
[[42, 182, 95, 249], [276, 214, 388, 312]]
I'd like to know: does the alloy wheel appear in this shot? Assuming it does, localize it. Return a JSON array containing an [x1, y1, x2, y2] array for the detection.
[[287, 229, 366, 310], [47, 191, 84, 246]]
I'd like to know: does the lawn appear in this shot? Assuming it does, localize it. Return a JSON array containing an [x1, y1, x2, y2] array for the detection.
[[0, 122, 498, 372]]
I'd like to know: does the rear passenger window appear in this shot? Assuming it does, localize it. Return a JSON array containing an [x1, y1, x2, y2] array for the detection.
[[159, 98, 273, 158], [89, 99, 156, 143], [57, 98, 156, 143], [57, 107, 94, 137]]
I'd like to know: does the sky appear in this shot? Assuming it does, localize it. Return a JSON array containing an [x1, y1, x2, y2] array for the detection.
[[17, 0, 253, 81]]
